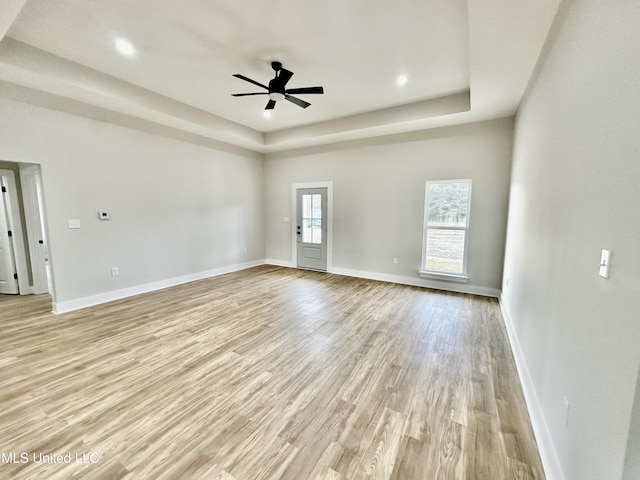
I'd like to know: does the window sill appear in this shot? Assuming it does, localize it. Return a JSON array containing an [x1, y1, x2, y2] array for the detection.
[[419, 271, 469, 283]]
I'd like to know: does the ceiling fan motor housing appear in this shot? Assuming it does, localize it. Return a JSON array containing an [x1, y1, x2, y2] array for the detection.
[[268, 77, 286, 101]]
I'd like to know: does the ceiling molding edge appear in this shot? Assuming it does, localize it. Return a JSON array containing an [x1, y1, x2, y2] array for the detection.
[[0, 0, 28, 41], [0, 80, 263, 160], [263, 91, 470, 150], [265, 116, 515, 160], [0, 38, 265, 150]]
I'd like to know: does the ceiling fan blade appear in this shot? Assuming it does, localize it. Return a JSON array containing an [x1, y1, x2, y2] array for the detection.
[[285, 95, 311, 109], [231, 92, 269, 97], [285, 86, 324, 95], [278, 68, 294, 87], [232, 74, 269, 90], [265, 100, 276, 110]]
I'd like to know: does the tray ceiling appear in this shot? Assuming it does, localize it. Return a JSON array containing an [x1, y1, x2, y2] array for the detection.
[[0, 0, 561, 152]]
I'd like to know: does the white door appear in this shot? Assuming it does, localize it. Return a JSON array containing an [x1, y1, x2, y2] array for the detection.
[[296, 187, 328, 271], [20, 165, 49, 294], [0, 178, 18, 294]]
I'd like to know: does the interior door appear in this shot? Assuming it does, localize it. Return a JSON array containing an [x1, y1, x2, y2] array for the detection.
[[20, 165, 49, 294], [0, 178, 19, 294], [296, 187, 327, 271]]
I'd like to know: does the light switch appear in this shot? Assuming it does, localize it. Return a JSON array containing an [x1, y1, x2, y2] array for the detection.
[[599, 249, 611, 278], [68, 219, 81, 229]]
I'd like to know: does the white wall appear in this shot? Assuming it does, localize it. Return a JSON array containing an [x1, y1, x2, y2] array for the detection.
[[265, 118, 513, 295], [501, 1, 640, 479], [0, 96, 265, 311]]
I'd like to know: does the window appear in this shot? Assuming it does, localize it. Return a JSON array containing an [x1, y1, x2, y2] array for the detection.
[[420, 179, 472, 281]]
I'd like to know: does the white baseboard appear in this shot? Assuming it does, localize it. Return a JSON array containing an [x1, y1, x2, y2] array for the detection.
[[52, 259, 265, 314], [265, 258, 294, 268], [53, 256, 497, 310], [499, 295, 565, 480], [329, 266, 500, 297], [264, 260, 499, 297]]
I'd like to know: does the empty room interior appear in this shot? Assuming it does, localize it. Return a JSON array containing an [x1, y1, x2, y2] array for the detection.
[[0, 1, 638, 479]]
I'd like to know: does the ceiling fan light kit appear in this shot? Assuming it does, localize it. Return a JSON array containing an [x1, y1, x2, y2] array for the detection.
[[232, 61, 324, 111]]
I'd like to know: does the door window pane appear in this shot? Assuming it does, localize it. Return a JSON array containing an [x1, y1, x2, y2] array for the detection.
[[311, 194, 321, 218], [312, 219, 321, 244], [302, 194, 312, 219], [302, 218, 312, 243], [302, 194, 322, 244]]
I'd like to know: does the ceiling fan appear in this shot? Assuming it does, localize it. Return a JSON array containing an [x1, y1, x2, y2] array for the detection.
[[231, 61, 324, 110]]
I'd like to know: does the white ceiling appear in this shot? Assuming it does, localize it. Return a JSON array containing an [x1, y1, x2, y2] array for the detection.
[[0, 0, 561, 153]]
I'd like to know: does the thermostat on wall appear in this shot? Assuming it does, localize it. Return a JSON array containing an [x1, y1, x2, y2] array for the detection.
[[98, 211, 111, 220]]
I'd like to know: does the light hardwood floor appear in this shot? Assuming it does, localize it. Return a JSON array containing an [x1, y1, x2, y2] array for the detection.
[[0, 266, 544, 479]]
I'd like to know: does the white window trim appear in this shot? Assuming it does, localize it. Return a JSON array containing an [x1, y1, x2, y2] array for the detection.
[[419, 178, 472, 282]]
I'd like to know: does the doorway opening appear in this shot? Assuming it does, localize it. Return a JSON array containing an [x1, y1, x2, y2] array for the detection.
[[0, 162, 52, 297]]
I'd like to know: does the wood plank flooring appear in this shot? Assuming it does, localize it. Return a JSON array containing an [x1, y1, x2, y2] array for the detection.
[[0, 266, 544, 479]]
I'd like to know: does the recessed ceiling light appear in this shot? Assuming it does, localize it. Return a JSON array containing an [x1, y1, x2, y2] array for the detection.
[[263, 110, 272, 119], [396, 74, 408, 86], [115, 38, 136, 57]]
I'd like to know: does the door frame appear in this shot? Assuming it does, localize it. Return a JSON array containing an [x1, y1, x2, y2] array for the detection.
[[291, 181, 333, 272]]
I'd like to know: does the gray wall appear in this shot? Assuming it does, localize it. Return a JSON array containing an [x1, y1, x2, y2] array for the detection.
[[501, 1, 640, 479], [265, 118, 514, 294], [0, 95, 265, 308], [623, 370, 640, 480]]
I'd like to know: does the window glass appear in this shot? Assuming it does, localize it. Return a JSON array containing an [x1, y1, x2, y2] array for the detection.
[[425, 230, 465, 274], [422, 180, 472, 275], [427, 182, 470, 227]]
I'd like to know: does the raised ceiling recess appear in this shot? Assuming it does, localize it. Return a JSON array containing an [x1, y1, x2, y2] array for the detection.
[[0, 0, 562, 152]]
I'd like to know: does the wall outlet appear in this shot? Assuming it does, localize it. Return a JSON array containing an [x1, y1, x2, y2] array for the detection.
[[111, 267, 119, 276], [68, 219, 81, 229], [392, 257, 398, 264], [98, 211, 111, 220]]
